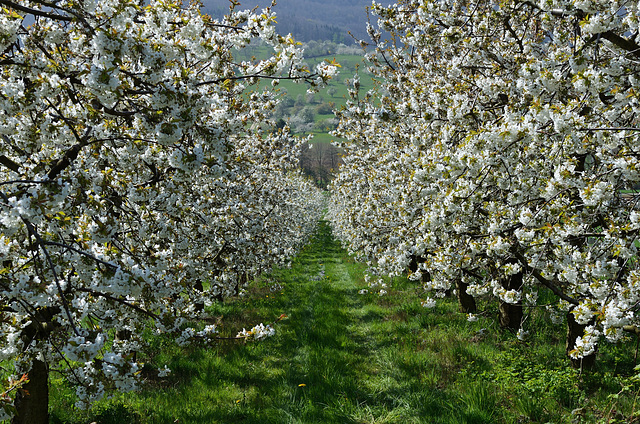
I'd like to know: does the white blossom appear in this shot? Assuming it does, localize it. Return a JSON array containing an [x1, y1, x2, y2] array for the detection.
[[329, 0, 640, 360], [0, 0, 330, 416]]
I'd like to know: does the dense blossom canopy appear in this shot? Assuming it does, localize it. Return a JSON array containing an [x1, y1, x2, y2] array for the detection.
[[0, 0, 332, 414], [330, 0, 640, 358]]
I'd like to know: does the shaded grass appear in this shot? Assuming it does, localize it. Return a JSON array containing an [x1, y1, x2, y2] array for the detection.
[[49, 221, 640, 424]]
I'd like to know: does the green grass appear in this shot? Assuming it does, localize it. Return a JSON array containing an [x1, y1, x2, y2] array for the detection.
[[305, 132, 338, 144], [48, 221, 640, 423], [271, 67, 375, 112]]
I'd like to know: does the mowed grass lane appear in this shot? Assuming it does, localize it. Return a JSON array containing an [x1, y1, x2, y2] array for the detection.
[[50, 221, 633, 424]]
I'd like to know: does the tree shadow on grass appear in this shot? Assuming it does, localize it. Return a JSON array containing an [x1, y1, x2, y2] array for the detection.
[[72, 220, 471, 424]]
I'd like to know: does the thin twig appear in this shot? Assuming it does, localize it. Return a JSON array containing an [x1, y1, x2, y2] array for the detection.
[[75, 287, 160, 319]]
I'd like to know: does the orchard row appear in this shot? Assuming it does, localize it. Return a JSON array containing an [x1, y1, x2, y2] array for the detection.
[[0, 0, 332, 420], [330, 0, 640, 370]]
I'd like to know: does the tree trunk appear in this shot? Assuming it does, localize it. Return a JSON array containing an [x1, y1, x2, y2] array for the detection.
[[408, 255, 433, 284], [12, 359, 49, 424], [566, 311, 596, 370], [194, 279, 204, 313], [408, 255, 419, 274], [499, 301, 522, 329], [498, 268, 523, 330], [455, 279, 477, 313]]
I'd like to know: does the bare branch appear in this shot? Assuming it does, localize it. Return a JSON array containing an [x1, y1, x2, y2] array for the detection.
[[0, 180, 48, 187], [196, 73, 315, 87], [599, 31, 640, 58], [0, 155, 19, 172]]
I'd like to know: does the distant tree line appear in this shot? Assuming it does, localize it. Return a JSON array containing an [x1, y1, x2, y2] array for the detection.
[[300, 142, 342, 190]]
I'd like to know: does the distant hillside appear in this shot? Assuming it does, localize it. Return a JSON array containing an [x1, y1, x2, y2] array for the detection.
[[201, 0, 373, 42]]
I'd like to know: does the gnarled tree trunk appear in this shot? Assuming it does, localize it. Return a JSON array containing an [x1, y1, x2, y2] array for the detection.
[[455, 279, 477, 314], [12, 307, 60, 424], [194, 279, 204, 313], [408, 253, 436, 290], [12, 358, 49, 424], [498, 266, 523, 330], [566, 311, 596, 370]]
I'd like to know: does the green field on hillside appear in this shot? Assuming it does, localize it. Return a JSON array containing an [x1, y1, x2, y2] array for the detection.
[[236, 43, 375, 144], [274, 53, 375, 106]]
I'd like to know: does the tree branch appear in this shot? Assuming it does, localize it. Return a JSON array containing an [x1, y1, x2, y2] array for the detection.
[[513, 251, 579, 305], [75, 287, 160, 319], [0, 180, 48, 187], [41, 241, 118, 270], [0, 155, 19, 172], [599, 31, 640, 58], [0, 0, 72, 21], [19, 217, 81, 336], [195, 73, 315, 87]]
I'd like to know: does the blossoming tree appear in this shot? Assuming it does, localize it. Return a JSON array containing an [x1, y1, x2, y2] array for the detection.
[[0, 0, 332, 421], [330, 0, 640, 368]]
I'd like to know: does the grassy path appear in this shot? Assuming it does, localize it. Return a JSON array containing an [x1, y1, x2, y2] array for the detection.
[[50, 221, 635, 424], [263, 221, 437, 423]]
